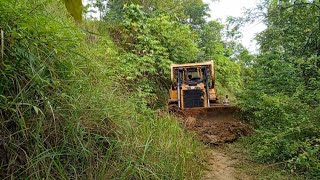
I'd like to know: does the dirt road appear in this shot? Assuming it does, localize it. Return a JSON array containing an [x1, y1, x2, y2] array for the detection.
[[203, 148, 250, 180], [173, 106, 251, 144], [169, 106, 300, 180], [170, 106, 253, 179], [204, 149, 238, 180]]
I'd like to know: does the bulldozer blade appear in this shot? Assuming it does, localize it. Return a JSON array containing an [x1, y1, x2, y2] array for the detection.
[[169, 105, 250, 144], [182, 106, 241, 122]]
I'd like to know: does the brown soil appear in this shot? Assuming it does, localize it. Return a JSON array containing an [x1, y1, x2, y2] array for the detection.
[[169, 106, 297, 180], [203, 144, 303, 180], [204, 149, 238, 180], [170, 106, 251, 145], [203, 148, 250, 180], [202, 144, 258, 180], [169, 106, 253, 179]]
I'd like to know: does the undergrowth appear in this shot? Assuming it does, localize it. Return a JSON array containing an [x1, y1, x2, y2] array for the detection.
[[239, 61, 320, 178], [0, 0, 205, 179], [238, 1, 320, 177]]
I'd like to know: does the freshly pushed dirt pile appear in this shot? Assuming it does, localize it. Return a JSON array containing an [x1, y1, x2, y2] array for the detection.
[[172, 106, 251, 144]]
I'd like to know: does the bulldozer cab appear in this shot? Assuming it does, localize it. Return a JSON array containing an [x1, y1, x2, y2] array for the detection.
[[173, 68, 204, 85], [186, 68, 200, 80], [169, 61, 218, 109], [168, 61, 242, 143]]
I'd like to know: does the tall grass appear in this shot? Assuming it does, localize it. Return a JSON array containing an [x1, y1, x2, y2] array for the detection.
[[0, 0, 205, 179]]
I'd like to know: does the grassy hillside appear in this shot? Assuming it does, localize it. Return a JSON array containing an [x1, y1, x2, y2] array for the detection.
[[0, 1, 205, 179]]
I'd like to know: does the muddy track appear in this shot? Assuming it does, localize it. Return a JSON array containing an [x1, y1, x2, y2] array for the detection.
[[204, 149, 238, 180], [170, 106, 253, 179], [171, 106, 251, 144], [203, 147, 252, 180], [169, 106, 298, 179]]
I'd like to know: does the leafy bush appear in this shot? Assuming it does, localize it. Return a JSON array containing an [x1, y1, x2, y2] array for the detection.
[[0, 1, 205, 179], [240, 52, 320, 178], [241, 94, 320, 176], [239, 1, 320, 177], [111, 4, 200, 107]]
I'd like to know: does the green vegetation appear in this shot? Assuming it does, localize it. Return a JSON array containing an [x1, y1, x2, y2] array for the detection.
[[221, 142, 304, 180], [239, 0, 320, 178], [0, 0, 206, 179], [1, 0, 318, 179]]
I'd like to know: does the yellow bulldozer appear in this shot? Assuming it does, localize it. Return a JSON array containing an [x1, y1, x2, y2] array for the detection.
[[168, 60, 238, 115], [169, 60, 222, 109], [168, 61, 248, 144]]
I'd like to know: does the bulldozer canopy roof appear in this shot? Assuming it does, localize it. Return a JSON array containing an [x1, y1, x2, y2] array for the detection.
[[170, 60, 213, 69]]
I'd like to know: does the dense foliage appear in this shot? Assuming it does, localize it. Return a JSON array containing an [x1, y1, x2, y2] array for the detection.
[[5, 0, 318, 179], [0, 0, 205, 179], [100, 2, 245, 105], [240, 0, 320, 177], [105, 0, 209, 27]]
